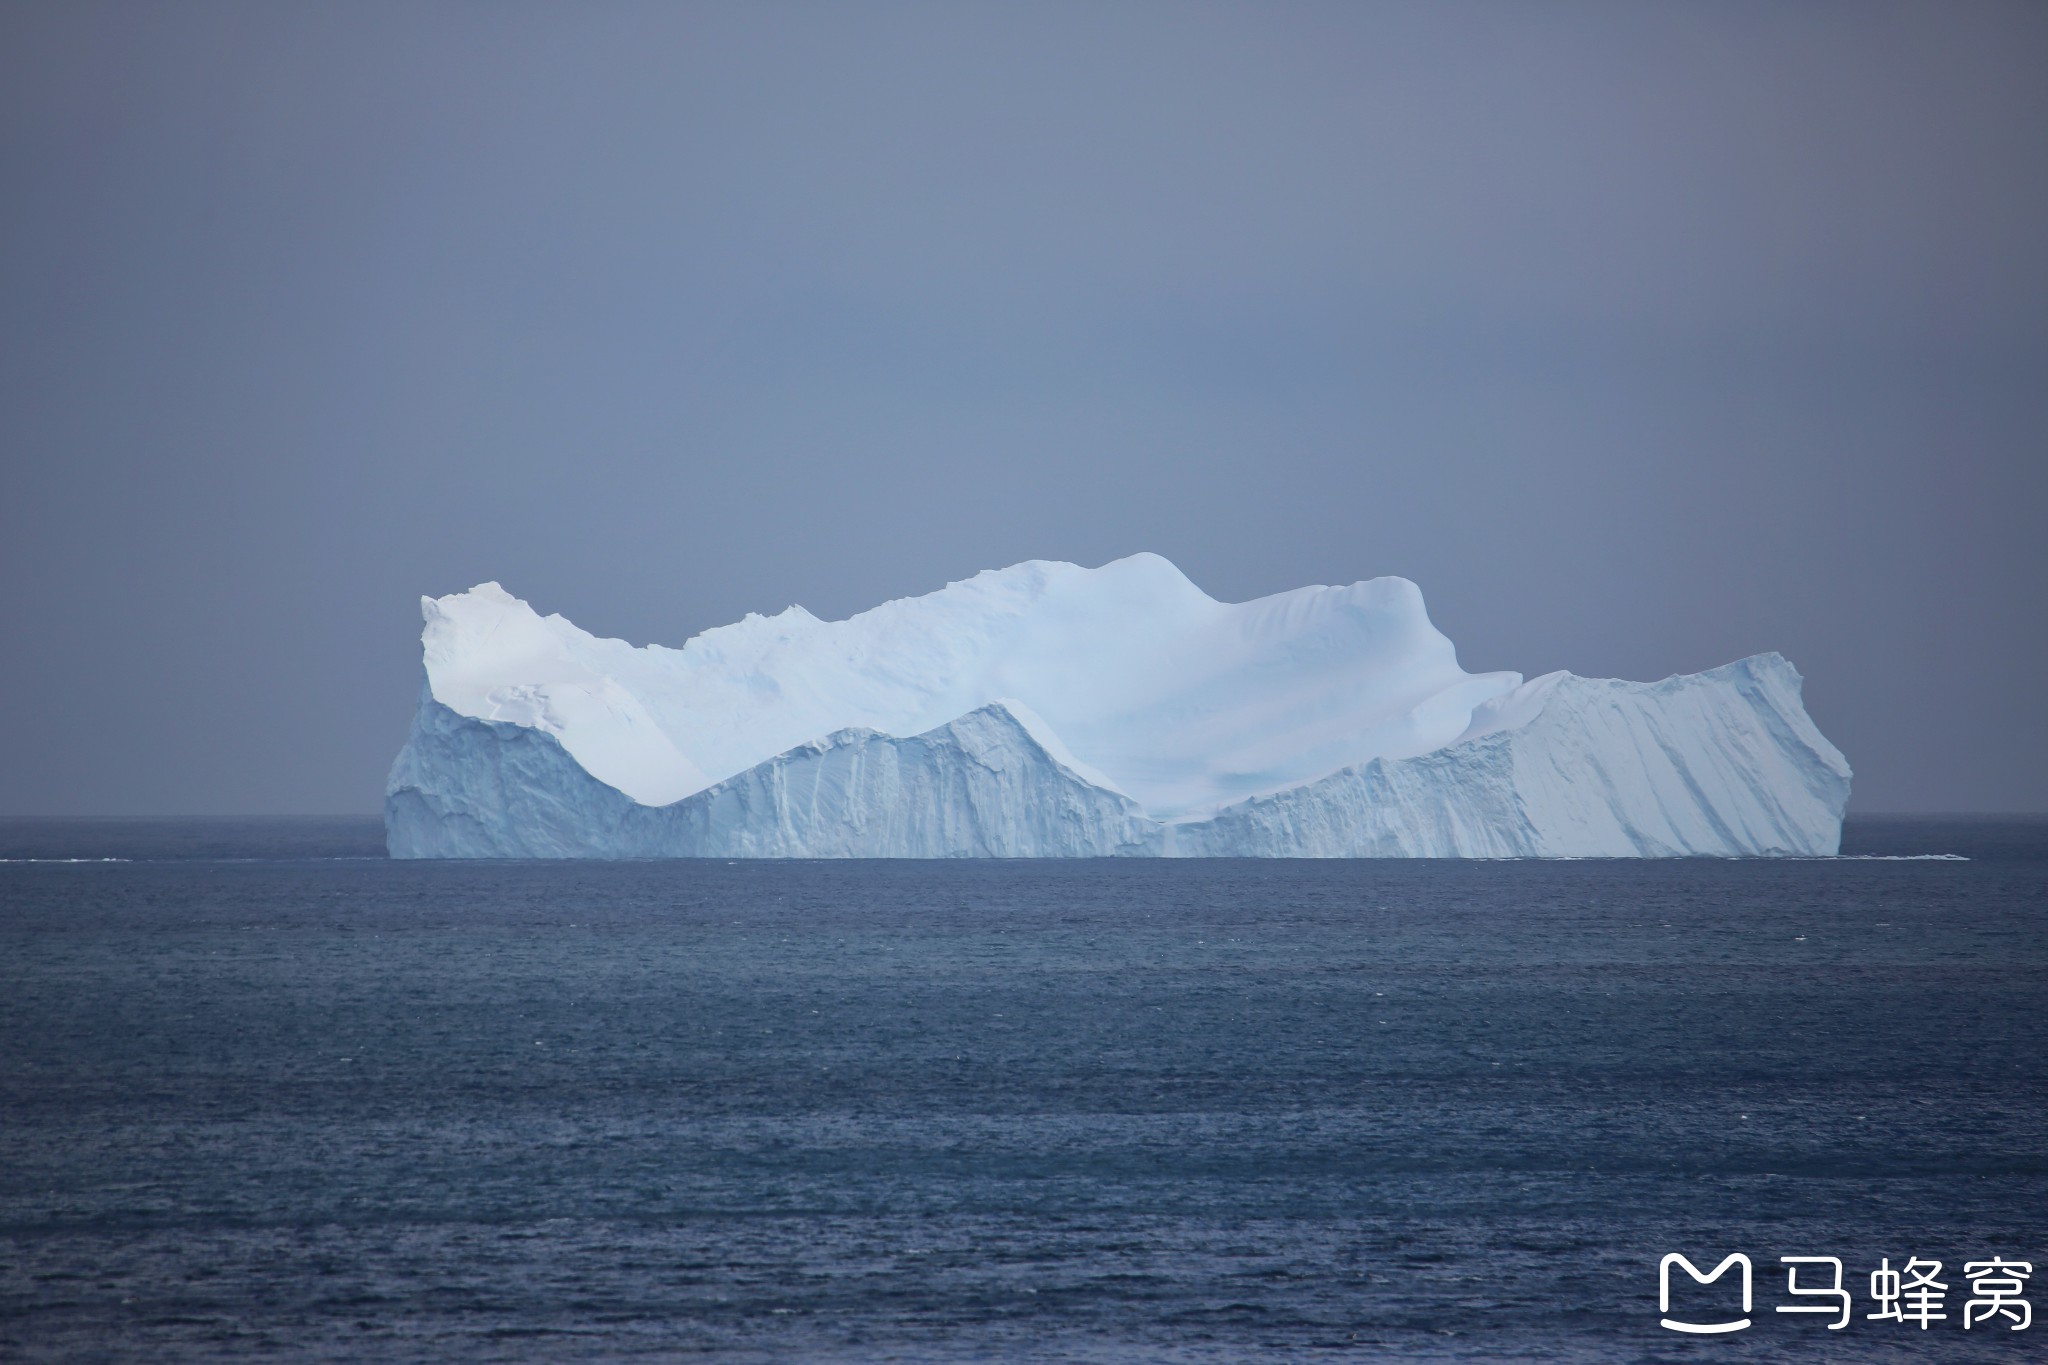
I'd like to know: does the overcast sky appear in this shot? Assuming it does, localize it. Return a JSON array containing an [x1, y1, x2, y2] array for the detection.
[[3, 0, 2043, 816]]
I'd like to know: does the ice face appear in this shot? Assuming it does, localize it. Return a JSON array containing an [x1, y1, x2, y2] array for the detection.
[[389, 555, 1851, 858], [416, 554, 1528, 820]]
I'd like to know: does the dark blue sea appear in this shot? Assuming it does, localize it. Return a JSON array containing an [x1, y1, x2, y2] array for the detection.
[[2, 818, 2042, 1362]]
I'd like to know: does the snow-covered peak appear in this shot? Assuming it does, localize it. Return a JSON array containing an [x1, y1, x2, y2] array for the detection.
[[416, 554, 1532, 818]]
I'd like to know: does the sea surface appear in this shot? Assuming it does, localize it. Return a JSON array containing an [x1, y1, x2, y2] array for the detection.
[[1, 818, 2042, 1362]]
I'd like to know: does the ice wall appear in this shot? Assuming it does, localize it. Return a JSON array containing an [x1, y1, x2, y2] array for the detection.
[[386, 558, 1850, 858]]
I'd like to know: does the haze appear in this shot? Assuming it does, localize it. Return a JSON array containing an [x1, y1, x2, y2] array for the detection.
[[3, 1, 2043, 815]]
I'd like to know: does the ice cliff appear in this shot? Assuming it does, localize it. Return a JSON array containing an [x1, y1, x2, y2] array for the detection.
[[385, 554, 1850, 858]]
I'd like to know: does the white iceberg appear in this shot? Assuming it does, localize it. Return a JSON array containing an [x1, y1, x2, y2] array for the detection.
[[385, 554, 1849, 858]]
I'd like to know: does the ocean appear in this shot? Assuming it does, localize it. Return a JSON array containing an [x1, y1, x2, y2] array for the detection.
[[1, 818, 2041, 1361]]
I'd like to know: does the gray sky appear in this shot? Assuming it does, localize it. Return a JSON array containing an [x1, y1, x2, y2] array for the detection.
[[3, 0, 2043, 816]]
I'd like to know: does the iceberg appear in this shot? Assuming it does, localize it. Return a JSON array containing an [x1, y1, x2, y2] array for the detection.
[[385, 554, 1850, 858]]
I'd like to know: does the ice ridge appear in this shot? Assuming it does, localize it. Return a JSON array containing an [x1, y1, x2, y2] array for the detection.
[[386, 556, 1850, 858]]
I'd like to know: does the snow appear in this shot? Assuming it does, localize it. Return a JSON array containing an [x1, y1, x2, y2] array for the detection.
[[388, 555, 1852, 858], [418, 555, 1527, 819]]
